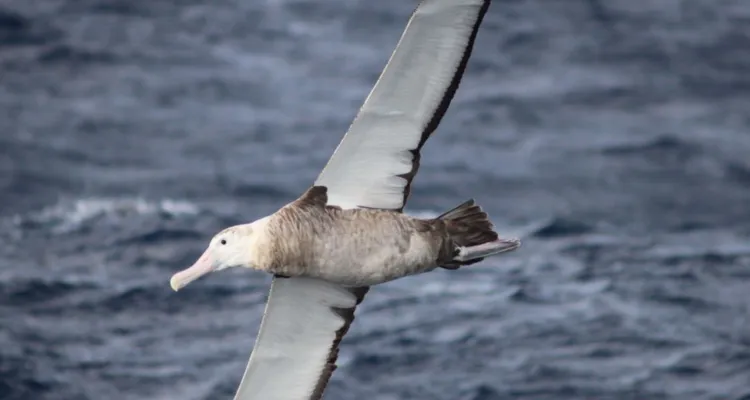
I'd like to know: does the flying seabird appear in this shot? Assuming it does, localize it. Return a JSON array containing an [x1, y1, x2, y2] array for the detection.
[[169, 0, 517, 399]]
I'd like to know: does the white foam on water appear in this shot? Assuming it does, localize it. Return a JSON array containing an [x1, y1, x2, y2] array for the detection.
[[13, 197, 200, 234]]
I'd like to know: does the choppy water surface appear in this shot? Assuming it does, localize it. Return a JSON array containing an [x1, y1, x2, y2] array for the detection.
[[1, 0, 750, 399]]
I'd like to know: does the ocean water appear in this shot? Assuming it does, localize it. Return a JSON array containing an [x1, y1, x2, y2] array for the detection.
[[2, 0, 750, 399]]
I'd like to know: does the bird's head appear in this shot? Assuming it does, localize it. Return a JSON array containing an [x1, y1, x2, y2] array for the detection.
[[169, 219, 266, 291]]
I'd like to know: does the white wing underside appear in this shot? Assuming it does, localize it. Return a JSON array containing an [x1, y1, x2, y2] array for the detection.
[[233, 278, 364, 400], [316, 0, 491, 211], [233, 1, 491, 399]]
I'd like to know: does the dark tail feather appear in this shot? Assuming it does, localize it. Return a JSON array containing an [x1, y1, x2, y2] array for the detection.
[[435, 199, 499, 269]]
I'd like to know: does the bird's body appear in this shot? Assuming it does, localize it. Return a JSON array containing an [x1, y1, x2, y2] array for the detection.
[[257, 198, 443, 286], [259, 186, 518, 286]]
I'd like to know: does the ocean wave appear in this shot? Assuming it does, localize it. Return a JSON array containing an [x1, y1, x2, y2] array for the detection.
[[0, 278, 98, 308], [12, 197, 200, 235], [0, 8, 52, 47], [531, 217, 594, 238], [37, 44, 117, 65], [598, 135, 697, 157]]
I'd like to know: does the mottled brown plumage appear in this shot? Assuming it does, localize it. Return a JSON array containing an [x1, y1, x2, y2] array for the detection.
[[250, 186, 505, 286]]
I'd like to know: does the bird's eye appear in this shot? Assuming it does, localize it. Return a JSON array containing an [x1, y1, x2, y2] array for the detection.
[[220, 239, 227, 245]]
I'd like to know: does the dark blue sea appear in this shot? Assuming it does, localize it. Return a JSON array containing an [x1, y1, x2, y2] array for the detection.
[[2, 0, 750, 399]]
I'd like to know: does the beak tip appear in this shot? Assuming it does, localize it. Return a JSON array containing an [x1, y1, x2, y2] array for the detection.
[[169, 276, 181, 292]]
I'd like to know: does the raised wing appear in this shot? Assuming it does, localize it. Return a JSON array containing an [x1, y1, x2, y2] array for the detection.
[[316, 0, 491, 211], [234, 1, 491, 399]]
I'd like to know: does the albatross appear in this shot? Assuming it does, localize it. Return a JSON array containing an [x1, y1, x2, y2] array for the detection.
[[169, 0, 518, 398]]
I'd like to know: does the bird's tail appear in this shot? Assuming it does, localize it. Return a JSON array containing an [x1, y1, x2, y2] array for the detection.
[[435, 199, 520, 269]]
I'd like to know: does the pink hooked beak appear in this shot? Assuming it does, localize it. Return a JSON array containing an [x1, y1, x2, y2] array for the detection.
[[170, 248, 215, 291]]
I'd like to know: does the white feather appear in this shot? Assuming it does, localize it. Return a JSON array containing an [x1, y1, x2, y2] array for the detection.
[[233, 278, 359, 400]]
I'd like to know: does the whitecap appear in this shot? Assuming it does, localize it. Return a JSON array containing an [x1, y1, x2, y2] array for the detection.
[[13, 197, 200, 234]]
